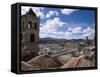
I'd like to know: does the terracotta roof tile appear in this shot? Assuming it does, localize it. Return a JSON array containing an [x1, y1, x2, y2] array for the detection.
[[27, 55, 62, 69], [21, 61, 39, 71], [61, 57, 95, 68]]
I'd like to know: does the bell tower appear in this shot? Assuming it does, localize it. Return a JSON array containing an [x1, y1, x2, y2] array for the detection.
[[21, 8, 39, 61]]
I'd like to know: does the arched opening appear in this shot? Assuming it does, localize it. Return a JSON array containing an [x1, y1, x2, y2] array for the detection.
[[30, 33, 35, 42], [28, 21, 32, 29], [34, 23, 37, 29]]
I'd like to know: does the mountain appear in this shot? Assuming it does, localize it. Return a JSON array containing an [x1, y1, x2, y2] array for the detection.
[[39, 37, 87, 44]]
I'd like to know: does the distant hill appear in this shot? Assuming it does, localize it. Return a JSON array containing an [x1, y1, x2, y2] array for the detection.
[[39, 37, 88, 44], [40, 37, 66, 44]]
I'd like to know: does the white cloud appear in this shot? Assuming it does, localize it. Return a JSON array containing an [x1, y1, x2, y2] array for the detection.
[[64, 32, 73, 39], [66, 27, 95, 39], [40, 17, 67, 38], [46, 11, 54, 18], [67, 27, 82, 33], [61, 9, 77, 15], [46, 10, 59, 18], [67, 27, 72, 31], [21, 7, 30, 15], [21, 6, 45, 19], [40, 17, 66, 33], [40, 21, 95, 39], [82, 27, 95, 33], [55, 10, 59, 16], [32, 7, 45, 19], [81, 27, 95, 39], [72, 26, 82, 33]]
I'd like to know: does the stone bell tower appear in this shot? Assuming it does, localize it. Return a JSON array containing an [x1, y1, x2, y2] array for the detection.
[[21, 8, 39, 61]]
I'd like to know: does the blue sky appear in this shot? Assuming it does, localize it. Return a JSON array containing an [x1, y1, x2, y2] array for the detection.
[[21, 6, 95, 39]]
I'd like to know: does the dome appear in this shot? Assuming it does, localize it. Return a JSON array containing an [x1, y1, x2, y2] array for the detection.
[[27, 55, 62, 69]]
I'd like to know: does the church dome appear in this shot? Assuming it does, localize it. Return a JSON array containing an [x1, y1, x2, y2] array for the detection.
[[27, 55, 62, 69]]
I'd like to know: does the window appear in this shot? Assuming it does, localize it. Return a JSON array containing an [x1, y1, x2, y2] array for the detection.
[[28, 22, 37, 29], [30, 33, 35, 42], [28, 21, 32, 29], [34, 23, 37, 29], [31, 22, 37, 29], [31, 24, 34, 29]]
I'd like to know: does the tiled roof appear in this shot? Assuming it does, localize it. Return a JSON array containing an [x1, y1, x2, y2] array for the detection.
[[27, 55, 62, 69], [21, 61, 39, 71], [61, 57, 95, 68]]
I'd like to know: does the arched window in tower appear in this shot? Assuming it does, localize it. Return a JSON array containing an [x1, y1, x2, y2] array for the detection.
[[28, 21, 32, 29], [30, 33, 35, 42], [34, 23, 37, 29], [31, 22, 37, 29]]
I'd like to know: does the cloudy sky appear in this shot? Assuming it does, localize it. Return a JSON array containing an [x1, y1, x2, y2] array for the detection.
[[21, 6, 95, 39]]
